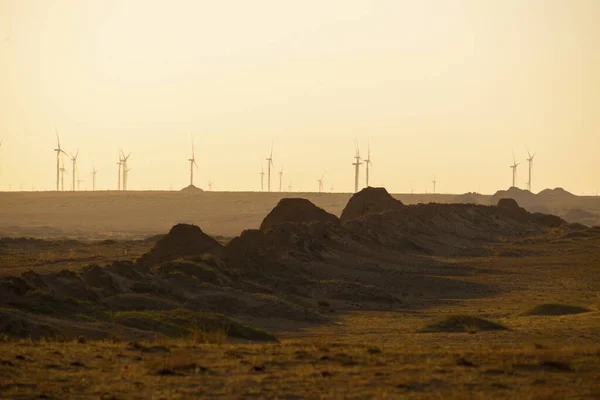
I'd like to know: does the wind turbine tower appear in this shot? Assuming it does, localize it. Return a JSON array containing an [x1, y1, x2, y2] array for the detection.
[[188, 141, 198, 187], [117, 157, 123, 191], [317, 172, 325, 193], [124, 167, 132, 191], [121, 151, 131, 191], [432, 175, 437, 194], [265, 146, 273, 192], [510, 154, 519, 188], [352, 145, 363, 193], [364, 144, 372, 187], [60, 158, 67, 191], [260, 165, 265, 192], [526, 150, 536, 192], [207, 181, 213, 191], [92, 165, 98, 191], [54, 130, 67, 191], [278, 166, 283, 192], [69, 150, 79, 192]]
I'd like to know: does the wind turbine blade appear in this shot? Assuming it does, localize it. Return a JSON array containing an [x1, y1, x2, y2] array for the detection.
[[55, 128, 61, 149]]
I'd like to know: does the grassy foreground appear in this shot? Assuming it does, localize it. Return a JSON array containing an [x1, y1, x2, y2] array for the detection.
[[0, 335, 598, 399]]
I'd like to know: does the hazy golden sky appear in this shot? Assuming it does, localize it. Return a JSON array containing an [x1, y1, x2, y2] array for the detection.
[[0, 0, 598, 193]]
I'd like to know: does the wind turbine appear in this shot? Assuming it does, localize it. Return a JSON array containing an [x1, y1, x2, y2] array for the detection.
[[352, 142, 363, 193], [124, 167, 132, 190], [77, 178, 84, 191], [510, 153, 519, 188], [121, 150, 131, 191], [432, 175, 437, 194], [117, 156, 123, 191], [188, 140, 198, 187], [54, 130, 67, 191], [60, 158, 67, 191], [265, 145, 273, 192], [207, 181, 213, 191], [278, 166, 283, 192], [364, 143, 372, 187], [317, 172, 325, 193], [92, 165, 98, 191], [69, 150, 79, 192], [526, 150, 536, 192], [260, 165, 265, 192], [288, 181, 292, 192]]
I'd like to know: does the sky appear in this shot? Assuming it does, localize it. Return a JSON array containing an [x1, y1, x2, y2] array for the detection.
[[0, 0, 598, 194]]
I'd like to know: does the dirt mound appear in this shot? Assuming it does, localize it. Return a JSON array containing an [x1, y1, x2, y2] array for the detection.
[[521, 304, 591, 316], [453, 192, 482, 204], [419, 315, 508, 333], [340, 187, 404, 222], [180, 184, 203, 193], [260, 198, 340, 232], [497, 198, 522, 211], [490, 187, 538, 209], [537, 187, 576, 201], [531, 212, 566, 228], [0, 308, 108, 340], [561, 209, 599, 226], [137, 224, 223, 267], [80, 264, 121, 296], [108, 309, 276, 342]]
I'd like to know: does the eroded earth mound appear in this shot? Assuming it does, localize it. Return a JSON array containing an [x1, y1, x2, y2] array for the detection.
[[340, 187, 404, 222], [137, 224, 223, 267], [259, 198, 340, 232]]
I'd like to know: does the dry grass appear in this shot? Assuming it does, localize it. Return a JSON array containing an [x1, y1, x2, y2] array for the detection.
[[190, 326, 228, 345], [0, 337, 598, 399]]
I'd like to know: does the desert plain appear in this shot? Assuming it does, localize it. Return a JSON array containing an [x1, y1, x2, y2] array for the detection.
[[0, 187, 599, 399]]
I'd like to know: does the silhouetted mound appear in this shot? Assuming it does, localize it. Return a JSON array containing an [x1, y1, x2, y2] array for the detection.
[[137, 224, 222, 267], [561, 209, 599, 226], [497, 198, 523, 211], [491, 187, 536, 207], [453, 192, 482, 204], [537, 187, 576, 201], [419, 315, 508, 333], [531, 212, 566, 228], [522, 304, 591, 317], [341, 187, 404, 222], [495, 198, 566, 227], [180, 184, 203, 193], [259, 198, 340, 232]]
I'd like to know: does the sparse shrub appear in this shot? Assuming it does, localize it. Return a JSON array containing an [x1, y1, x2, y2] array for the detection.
[[318, 300, 330, 308], [191, 325, 228, 345]]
